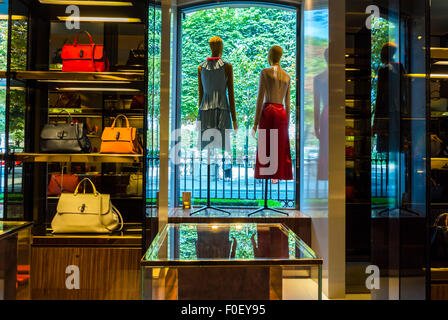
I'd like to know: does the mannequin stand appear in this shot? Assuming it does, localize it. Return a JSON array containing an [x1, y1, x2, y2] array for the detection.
[[248, 179, 289, 217], [191, 149, 231, 216]]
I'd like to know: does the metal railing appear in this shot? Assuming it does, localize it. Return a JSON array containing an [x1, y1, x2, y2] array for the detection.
[[372, 153, 389, 198], [146, 153, 336, 208], [177, 154, 297, 208]]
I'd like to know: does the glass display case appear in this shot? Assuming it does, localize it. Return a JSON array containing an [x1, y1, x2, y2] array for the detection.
[[0, 221, 32, 300], [141, 223, 322, 300]]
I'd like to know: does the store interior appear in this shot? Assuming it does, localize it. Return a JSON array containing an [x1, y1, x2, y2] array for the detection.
[[0, 0, 447, 301]]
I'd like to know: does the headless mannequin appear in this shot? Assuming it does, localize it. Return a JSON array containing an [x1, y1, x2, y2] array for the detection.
[[198, 36, 238, 131], [249, 46, 291, 216], [253, 46, 291, 134], [192, 36, 236, 216]]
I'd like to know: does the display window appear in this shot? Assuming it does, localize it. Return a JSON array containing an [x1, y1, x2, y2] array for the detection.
[[0, 0, 443, 303]]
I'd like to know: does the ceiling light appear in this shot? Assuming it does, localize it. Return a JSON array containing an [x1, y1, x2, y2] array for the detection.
[[40, 0, 133, 6], [57, 16, 141, 23]]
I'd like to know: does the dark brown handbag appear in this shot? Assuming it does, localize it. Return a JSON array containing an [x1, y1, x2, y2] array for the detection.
[[126, 42, 145, 66], [55, 93, 81, 108]]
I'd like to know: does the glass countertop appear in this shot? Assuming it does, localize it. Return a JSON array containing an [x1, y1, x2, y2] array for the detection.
[[142, 223, 321, 266], [0, 221, 32, 240]]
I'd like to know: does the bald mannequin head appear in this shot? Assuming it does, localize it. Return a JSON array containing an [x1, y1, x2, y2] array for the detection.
[[268, 46, 283, 66], [209, 36, 224, 57]]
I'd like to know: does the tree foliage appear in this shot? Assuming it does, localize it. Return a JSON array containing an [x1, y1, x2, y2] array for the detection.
[[181, 7, 297, 129]]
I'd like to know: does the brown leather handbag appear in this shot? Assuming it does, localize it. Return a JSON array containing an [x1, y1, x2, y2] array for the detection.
[[100, 114, 142, 154], [55, 93, 81, 108]]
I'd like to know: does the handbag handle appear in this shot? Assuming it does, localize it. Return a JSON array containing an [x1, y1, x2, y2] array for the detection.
[[435, 213, 448, 227], [134, 41, 145, 51], [55, 109, 74, 124], [73, 30, 94, 45], [111, 114, 130, 128], [74, 178, 99, 196]]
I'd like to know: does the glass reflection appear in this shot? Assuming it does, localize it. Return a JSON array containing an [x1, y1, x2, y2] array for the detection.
[[301, 3, 329, 210]]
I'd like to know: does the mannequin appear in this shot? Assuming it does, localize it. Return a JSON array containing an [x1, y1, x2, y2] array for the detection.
[[373, 42, 405, 154], [197, 36, 238, 151], [253, 45, 292, 181], [250, 46, 292, 217], [192, 36, 237, 215]]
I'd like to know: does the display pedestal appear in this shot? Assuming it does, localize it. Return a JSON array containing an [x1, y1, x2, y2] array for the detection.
[[190, 149, 230, 216], [248, 179, 289, 217]]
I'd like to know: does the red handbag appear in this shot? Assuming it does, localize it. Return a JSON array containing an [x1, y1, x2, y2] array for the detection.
[[47, 174, 80, 196], [61, 31, 109, 72]]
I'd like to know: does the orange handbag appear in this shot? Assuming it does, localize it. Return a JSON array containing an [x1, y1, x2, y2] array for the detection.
[[47, 174, 80, 196], [100, 114, 142, 154]]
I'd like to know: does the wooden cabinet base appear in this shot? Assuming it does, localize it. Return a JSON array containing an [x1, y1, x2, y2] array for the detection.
[[31, 246, 141, 300]]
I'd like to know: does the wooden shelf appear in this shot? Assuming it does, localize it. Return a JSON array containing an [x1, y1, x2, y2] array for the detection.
[[47, 196, 143, 200], [12, 153, 143, 163], [48, 114, 144, 119], [13, 71, 144, 82]]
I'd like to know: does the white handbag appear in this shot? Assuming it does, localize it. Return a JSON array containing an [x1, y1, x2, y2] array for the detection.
[[51, 178, 123, 234], [126, 173, 143, 195]]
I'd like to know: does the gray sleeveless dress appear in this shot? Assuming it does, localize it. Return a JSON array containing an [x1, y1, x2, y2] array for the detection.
[[198, 58, 232, 150]]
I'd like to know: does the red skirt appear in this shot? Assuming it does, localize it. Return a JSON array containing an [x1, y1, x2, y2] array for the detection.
[[255, 103, 293, 180]]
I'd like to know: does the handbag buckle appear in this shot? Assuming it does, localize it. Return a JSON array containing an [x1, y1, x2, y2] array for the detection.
[[57, 130, 67, 139], [116, 132, 120, 140], [80, 50, 84, 58], [79, 203, 86, 213]]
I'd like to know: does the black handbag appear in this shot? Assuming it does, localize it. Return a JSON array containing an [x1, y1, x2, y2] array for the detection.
[[126, 42, 145, 66], [40, 110, 91, 153], [431, 213, 448, 266]]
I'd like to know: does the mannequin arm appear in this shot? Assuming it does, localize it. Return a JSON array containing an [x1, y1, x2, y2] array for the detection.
[[225, 63, 238, 131], [198, 66, 204, 107], [253, 71, 265, 133], [285, 78, 291, 123]]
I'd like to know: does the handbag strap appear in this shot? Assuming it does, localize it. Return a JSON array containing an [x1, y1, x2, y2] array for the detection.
[[55, 109, 74, 124], [73, 30, 94, 45], [74, 178, 99, 196], [74, 121, 88, 152], [111, 114, 130, 128], [102, 205, 124, 232], [52, 174, 63, 192], [135, 41, 145, 51]]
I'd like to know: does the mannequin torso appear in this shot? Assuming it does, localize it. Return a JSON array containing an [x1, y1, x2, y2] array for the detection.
[[254, 64, 291, 129]]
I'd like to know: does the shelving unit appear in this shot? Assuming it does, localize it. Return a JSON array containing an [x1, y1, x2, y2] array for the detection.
[[345, 16, 372, 293], [0, 0, 150, 299], [13, 153, 143, 163], [430, 38, 448, 273]]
